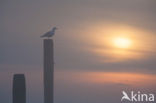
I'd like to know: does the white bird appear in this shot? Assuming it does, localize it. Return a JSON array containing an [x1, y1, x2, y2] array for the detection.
[[121, 91, 131, 101], [41, 27, 58, 38]]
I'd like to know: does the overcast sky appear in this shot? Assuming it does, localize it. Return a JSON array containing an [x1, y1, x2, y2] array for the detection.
[[1, 0, 156, 103]]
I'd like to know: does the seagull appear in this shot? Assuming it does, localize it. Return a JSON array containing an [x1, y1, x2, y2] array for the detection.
[[121, 91, 131, 101], [41, 27, 58, 38]]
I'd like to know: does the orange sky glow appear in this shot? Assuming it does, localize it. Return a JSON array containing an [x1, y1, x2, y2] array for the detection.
[[75, 23, 156, 62], [58, 71, 156, 88]]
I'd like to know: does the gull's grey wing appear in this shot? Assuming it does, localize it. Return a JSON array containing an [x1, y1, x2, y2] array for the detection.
[[40, 31, 50, 37]]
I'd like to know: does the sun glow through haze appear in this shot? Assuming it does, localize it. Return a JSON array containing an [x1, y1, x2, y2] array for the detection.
[[83, 23, 156, 62], [113, 37, 131, 49]]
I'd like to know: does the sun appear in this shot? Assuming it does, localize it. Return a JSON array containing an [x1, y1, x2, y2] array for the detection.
[[113, 37, 132, 49]]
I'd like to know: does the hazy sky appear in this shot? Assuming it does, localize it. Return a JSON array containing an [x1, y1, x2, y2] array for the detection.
[[1, 0, 156, 103]]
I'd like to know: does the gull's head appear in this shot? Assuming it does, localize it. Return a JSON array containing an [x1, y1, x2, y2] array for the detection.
[[52, 27, 58, 30]]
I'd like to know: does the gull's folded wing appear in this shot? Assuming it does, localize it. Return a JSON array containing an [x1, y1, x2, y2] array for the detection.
[[40, 31, 50, 37]]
